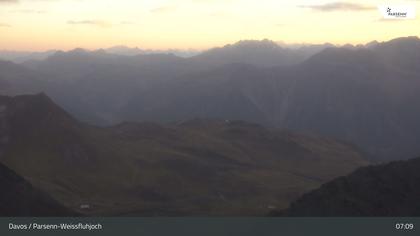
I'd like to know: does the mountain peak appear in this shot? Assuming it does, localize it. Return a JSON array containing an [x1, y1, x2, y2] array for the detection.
[[304, 46, 377, 66], [0, 93, 80, 134], [11, 92, 55, 105], [69, 48, 89, 54], [47, 48, 89, 61], [376, 36, 420, 50], [231, 39, 281, 49], [385, 36, 419, 43], [195, 39, 301, 67]]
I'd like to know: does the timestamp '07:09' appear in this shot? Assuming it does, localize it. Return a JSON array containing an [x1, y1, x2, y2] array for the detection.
[[395, 223, 414, 230]]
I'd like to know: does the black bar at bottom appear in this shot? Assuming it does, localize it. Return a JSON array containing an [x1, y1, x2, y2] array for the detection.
[[1, 217, 418, 236]]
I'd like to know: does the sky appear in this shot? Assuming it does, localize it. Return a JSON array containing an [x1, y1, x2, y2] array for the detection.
[[0, 0, 419, 51]]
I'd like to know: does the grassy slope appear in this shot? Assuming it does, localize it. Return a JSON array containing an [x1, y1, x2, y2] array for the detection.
[[0, 94, 368, 216]]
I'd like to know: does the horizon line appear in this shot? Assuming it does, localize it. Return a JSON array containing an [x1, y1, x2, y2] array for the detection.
[[0, 35, 418, 53]]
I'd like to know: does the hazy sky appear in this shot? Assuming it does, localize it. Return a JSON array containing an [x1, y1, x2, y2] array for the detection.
[[0, 0, 419, 51]]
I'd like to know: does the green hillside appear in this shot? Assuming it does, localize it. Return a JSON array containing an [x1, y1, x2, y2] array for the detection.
[[0, 94, 368, 216]]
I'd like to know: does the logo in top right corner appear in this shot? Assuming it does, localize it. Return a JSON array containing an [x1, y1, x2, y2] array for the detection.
[[379, 5, 416, 19]]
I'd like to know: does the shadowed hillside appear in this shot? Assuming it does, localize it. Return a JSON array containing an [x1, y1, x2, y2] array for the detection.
[[0, 163, 75, 216], [0, 94, 367, 216], [272, 157, 420, 216]]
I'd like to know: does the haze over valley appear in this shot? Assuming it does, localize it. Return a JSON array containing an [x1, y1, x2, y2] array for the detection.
[[1, 0, 420, 217], [0, 36, 420, 216], [1, 37, 420, 161]]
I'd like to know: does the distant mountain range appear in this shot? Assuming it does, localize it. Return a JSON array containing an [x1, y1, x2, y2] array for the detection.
[[0, 93, 367, 216], [272, 156, 420, 216], [1, 37, 420, 216], [0, 48, 200, 64], [0, 50, 57, 64], [190, 39, 332, 67], [0, 40, 331, 64], [1, 36, 419, 161], [105, 46, 201, 58]]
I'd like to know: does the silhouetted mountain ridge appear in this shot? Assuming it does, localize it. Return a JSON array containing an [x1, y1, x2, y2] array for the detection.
[[272, 156, 420, 216]]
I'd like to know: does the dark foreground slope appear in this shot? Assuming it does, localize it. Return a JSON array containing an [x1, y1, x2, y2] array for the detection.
[[0, 163, 74, 216], [272, 157, 420, 216], [0, 94, 367, 216]]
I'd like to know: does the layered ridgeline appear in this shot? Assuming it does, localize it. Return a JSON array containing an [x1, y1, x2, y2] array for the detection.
[[0, 163, 74, 216], [0, 94, 367, 216], [1, 37, 419, 160], [272, 157, 420, 216]]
